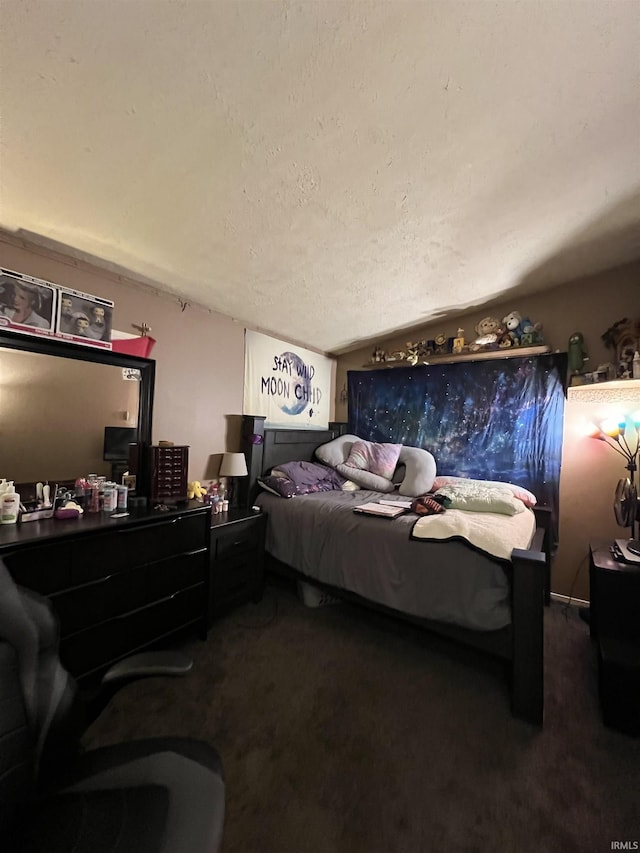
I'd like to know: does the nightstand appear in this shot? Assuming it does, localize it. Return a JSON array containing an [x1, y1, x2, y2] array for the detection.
[[208, 508, 266, 623], [589, 542, 640, 735]]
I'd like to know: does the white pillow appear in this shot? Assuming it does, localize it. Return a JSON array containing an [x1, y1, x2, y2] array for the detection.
[[314, 434, 359, 467], [396, 446, 437, 496], [335, 463, 396, 493], [432, 476, 537, 508]]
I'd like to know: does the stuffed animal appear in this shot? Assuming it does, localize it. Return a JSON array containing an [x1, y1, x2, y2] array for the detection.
[[520, 318, 544, 346], [187, 481, 207, 500], [502, 311, 524, 344], [469, 316, 505, 350], [568, 332, 588, 374]]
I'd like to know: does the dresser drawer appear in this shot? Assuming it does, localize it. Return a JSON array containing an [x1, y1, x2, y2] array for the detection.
[[4, 541, 73, 595], [61, 582, 205, 677], [70, 513, 208, 583], [54, 547, 206, 636], [51, 566, 145, 636], [213, 555, 262, 599], [213, 520, 262, 560], [149, 548, 207, 600]]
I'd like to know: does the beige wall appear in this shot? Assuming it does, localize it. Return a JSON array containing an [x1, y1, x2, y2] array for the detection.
[[335, 260, 640, 600]]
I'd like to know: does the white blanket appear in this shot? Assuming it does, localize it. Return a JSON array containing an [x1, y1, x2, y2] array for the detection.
[[411, 507, 536, 562]]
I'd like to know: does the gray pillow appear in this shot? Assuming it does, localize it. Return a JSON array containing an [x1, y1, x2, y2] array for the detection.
[[314, 434, 359, 467], [335, 462, 397, 493], [396, 446, 437, 496]]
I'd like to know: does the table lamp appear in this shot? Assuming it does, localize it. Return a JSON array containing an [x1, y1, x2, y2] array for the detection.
[[219, 451, 248, 507]]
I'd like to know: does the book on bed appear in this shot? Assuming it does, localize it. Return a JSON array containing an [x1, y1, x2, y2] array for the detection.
[[353, 502, 409, 519]]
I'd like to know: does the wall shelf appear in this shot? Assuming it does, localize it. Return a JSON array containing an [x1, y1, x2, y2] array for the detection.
[[363, 344, 551, 369]]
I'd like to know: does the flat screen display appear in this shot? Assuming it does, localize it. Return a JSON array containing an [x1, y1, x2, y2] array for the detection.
[[103, 426, 137, 461]]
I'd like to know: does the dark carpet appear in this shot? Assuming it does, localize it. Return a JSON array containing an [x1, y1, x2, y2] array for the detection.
[[84, 580, 640, 853]]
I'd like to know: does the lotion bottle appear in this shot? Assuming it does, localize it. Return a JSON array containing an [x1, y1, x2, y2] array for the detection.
[[633, 351, 640, 380], [1, 484, 20, 525]]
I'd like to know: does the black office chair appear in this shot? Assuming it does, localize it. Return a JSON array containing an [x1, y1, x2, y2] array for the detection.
[[0, 558, 225, 853]]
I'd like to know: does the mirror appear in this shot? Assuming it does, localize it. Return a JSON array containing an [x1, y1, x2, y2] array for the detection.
[[0, 330, 154, 488]]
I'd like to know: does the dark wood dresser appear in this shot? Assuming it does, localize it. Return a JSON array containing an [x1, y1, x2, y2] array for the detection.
[[589, 541, 640, 735], [0, 502, 211, 685], [209, 508, 266, 622]]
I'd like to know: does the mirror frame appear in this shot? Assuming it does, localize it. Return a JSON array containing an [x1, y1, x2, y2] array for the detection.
[[0, 329, 155, 450]]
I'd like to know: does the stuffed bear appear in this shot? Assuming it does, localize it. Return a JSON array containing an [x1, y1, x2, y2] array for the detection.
[[187, 481, 207, 500], [469, 316, 505, 350]]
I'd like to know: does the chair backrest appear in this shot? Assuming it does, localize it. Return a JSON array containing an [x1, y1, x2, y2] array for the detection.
[[0, 559, 80, 833], [0, 640, 36, 837]]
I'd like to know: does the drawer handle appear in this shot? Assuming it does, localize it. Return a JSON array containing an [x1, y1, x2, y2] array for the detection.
[[118, 518, 180, 534]]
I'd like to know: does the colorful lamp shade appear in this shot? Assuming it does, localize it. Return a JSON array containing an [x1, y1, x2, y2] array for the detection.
[[589, 411, 640, 539]]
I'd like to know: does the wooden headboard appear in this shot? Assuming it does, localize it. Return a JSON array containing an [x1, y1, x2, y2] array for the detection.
[[239, 415, 348, 507]]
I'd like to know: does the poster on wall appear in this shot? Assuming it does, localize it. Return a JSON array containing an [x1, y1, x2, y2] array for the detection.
[[0, 268, 58, 339], [0, 267, 113, 350], [243, 330, 333, 428]]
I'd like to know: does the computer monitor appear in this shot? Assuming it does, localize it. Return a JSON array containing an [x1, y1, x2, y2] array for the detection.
[[103, 426, 137, 462]]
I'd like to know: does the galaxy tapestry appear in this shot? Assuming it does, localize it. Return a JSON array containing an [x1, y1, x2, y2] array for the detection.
[[348, 352, 567, 541]]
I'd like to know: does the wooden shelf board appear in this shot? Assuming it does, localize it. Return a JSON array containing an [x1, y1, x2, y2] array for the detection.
[[364, 345, 552, 368]]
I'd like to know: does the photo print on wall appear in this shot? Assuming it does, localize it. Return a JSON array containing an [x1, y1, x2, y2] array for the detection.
[[57, 287, 114, 349], [0, 267, 114, 350], [0, 268, 58, 338]]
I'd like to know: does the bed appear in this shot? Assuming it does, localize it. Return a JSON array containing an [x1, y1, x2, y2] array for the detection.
[[240, 415, 551, 725]]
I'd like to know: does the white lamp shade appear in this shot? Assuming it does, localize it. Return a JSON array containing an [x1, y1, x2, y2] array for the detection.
[[219, 452, 248, 478]]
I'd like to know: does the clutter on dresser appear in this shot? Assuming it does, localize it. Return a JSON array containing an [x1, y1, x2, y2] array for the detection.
[[0, 480, 21, 525], [12, 480, 59, 523]]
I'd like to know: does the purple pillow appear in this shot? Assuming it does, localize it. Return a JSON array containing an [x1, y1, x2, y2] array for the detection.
[[258, 472, 345, 499], [272, 460, 346, 490], [258, 476, 299, 498], [344, 440, 402, 480]]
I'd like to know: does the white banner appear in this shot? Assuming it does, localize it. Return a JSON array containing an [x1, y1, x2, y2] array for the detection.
[[243, 330, 333, 428]]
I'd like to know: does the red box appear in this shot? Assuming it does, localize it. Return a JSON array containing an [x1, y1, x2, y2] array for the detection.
[[111, 336, 156, 357]]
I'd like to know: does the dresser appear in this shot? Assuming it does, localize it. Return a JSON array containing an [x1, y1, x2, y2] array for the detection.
[[0, 503, 211, 684], [589, 541, 640, 735], [209, 508, 266, 622]]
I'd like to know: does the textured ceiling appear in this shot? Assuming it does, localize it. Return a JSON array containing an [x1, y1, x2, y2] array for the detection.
[[1, 1, 639, 355]]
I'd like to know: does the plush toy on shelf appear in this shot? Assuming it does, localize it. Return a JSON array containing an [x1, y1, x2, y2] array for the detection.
[[187, 481, 207, 500], [502, 311, 524, 344], [469, 316, 506, 351], [568, 332, 589, 374]]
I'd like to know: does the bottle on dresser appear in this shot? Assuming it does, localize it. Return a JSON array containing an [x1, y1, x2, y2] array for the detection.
[[1, 482, 21, 525], [208, 482, 220, 514]]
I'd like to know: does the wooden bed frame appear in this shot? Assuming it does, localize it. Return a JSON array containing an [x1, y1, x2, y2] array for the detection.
[[240, 415, 551, 725]]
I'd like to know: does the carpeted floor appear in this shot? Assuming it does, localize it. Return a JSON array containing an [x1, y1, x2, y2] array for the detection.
[[84, 580, 640, 853]]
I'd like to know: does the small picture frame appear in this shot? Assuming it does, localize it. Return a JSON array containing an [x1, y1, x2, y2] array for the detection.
[[56, 287, 114, 349], [122, 474, 137, 491], [0, 268, 57, 339]]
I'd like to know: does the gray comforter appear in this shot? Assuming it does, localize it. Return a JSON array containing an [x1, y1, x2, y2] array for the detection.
[[256, 489, 514, 631]]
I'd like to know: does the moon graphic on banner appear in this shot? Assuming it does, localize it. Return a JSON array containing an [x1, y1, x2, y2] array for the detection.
[[279, 351, 310, 416]]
